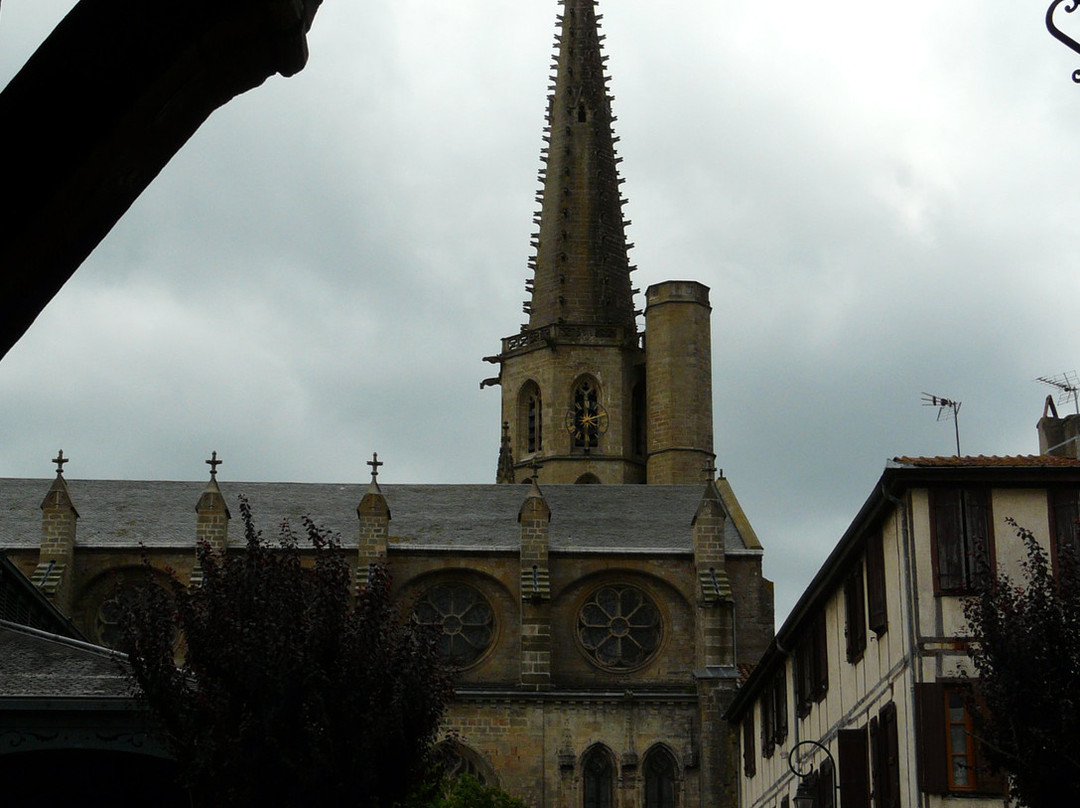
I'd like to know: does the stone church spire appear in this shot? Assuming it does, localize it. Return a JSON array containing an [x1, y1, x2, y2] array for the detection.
[[525, 0, 636, 331]]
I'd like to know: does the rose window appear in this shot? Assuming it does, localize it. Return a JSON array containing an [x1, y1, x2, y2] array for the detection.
[[414, 583, 495, 667], [577, 585, 662, 670]]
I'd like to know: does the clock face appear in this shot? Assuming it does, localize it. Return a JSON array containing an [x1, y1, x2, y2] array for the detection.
[[565, 402, 609, 443]]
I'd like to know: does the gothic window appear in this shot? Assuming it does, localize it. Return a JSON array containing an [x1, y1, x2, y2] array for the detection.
[[569, 377, 604, 449], [413, 583, 495, 668], [577, 584, 662, 670], [90, 570, 177, 650], [520, 382, 543, 456], [433, 740, 491, 785], [583, 747, 614, 808], [575, 473, 601, 484], [643, 747, 677, 808]]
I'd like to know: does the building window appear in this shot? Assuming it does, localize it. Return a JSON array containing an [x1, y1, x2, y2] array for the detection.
[[795, 611, 828, 716], [929, 487, 993, 594], [583, 747, 614, 808], [838, 727, 870, 808], [433, 740, 491, 785], [1048, 487, 1080, 571], [743, 713, 756, 777], [643, 747, 677, 808], [413, 583, 495, 668], [577, 584, 662, 670], [865, 533, 888, 635], [520, 382, 543, 455], [570, 378, 603, 449], [844, 561, 866, 663], [914, 682, 1005, 796]]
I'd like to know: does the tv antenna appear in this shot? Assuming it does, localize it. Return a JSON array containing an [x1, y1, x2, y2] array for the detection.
[[1036, 371, 1080, 415], [921, 392, 962, 456]]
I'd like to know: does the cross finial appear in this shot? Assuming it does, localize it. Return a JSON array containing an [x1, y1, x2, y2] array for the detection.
[[206, 450, 222, 478], [527, 456, 544, 482], [52, 450, 68, 476], [367, 452, 384, 481]]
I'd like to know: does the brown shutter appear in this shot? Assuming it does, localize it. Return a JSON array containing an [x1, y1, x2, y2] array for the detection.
[[931, 488, 965, 592], [868, 716, 881, 808], [838, 727, 870, 808], [971, 685, 1006, 795], [866, 533, 888, 634], [845, 561, 866, 662], [880, 702, 901, 808], [914, 682, 948, 794], [963, 488, 992, 588], [814, 611, 829, 699], [743, 713, 756, 777]]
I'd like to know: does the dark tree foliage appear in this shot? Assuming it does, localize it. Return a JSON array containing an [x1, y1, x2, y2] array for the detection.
[[963, 518, 1080, 807], [403, 774, 528, 808], [120, 498, 454, 808]]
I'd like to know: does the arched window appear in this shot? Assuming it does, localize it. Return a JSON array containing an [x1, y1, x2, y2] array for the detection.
[[433, 739, 494, 786], [582, 746, 614, 808], [575, 473, 601, 485], [644, 747, 677, 808], [519, 382, 543, 455], [577, 584, 663, 670], [413, 583, 495, 668], [569, 377, 604, 449]]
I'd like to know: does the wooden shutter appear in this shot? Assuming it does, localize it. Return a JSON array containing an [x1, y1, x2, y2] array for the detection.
[[865, 533, 888, 634], [838, 727, 870, 808], [963, 489, 992, 588], [818, 759, 836, 808], [813, 611, 829, 699], [914, 682, 948, 794], [880, 702, 901, 808], [773, 669, 788, 744], [868, 716, 881, 808], [845, 561, 866, 662], [743, 713, 756, 777], [931, 488, 965, 592]]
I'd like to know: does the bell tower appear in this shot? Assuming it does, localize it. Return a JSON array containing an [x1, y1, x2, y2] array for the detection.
[[485, 0, 645, 485], [484, 0, 715, 485]]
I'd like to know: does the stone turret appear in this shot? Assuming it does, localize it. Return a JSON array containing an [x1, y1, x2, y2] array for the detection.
[[32, 451, 78, 613], [518, 474, 552, 688], [191, 451, 230, 586], [356, 452, 390, 589], [645, 281, 714, 484]]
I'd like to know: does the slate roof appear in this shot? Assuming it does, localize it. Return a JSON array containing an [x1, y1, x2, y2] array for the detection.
[[0, 479, 761, 555], [0, 623, 130, 697]]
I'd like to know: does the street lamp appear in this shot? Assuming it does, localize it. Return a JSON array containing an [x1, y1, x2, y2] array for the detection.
[[787, 739, 839, 808]]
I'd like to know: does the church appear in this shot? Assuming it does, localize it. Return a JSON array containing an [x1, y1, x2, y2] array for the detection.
[[0, 2, 775, 807]]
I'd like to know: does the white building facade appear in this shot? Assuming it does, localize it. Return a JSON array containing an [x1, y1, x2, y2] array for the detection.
[[725, 449, 1080, 808]]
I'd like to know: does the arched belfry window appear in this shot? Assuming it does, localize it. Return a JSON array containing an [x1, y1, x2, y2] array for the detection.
[[644, 747, 677, 808], [569, 377, 605, 449], [582, 746, 614, 808], [519, 382, 543, 455]]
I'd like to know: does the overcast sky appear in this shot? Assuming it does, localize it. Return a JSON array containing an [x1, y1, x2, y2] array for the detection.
[[4, 1, 1080, 623]]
